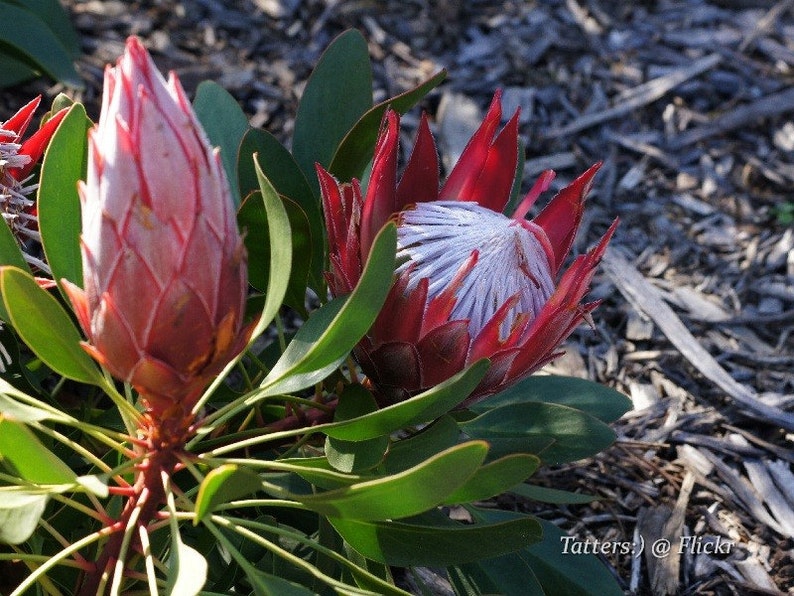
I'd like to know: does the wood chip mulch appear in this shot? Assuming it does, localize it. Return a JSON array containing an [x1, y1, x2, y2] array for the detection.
[[3, 0, 794, 594]]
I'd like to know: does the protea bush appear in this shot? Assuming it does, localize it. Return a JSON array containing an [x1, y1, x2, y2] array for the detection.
[[0, 31, 630, 596]]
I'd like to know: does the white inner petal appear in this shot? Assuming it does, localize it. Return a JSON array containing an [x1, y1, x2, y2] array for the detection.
[[396, 201, 555, 338]]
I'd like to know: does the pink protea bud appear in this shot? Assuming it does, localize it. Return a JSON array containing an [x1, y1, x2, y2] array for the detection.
[[62, 37, 250, 419], [319, 92, 617, 405]]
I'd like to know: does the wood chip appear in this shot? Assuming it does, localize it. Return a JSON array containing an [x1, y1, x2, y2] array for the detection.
[[603, 247, 794, 431]]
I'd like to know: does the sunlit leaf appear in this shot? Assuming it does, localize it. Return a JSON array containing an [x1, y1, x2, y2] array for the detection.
[[298, 442, 487, 521], [442, 453, 540, 505], [325, 385, 388, 473], [166, 529, 208, 596], [0, 492, 48, 545], [259, 223, 396, 396], [472, 374, 632, 424], [321, 360, 489, 442], [38, 102, 90, 291], [0, 415, 76, 484], [0, 266, 103, 385], [194, 464, 264, 525]]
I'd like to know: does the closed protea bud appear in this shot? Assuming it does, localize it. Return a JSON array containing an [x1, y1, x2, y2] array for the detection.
[[63, 37, 250, 420], [318, 92, 617, 405]]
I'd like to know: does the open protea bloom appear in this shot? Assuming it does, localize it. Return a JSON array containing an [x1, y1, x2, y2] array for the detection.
[[318, 92, 617, 405], [0, 96, 68, 270], [63, 37, 250, 421]]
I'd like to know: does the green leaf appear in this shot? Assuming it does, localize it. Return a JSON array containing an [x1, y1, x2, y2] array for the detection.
[[0, 208, 28, 322], [380, 415, 461, 475], [0, 267, 103, 385], [0, 52, 37, 87], [260, 223, 396, 396], [252, 160, 292, 333], [472, 375, 632, 424], [328, 70, 447, 181], [461, 401, 618, 465], [0, 3, 81, 86], [321, 360, 489, 442], [332, 511, 542, 567], [325, 385, 388, 473], [239, 190, 309, 314], [166, 529, 208, 595], [466, 512, 624, 596], [38, 102, 90, 291], [194, 81, 250, 206], [292, 29, 373, 191], [298, 441, 488, 521], [6, 0, 81, 59], [510, 483, 600, 505], [0, 492, 48, 544], [0, 415, 76, 484], [0, 382, 69, 424], [442, 453, 540, 505], [194, 464, 264, 524], [239, 129, 323, 291], [245, 570, 317, 596]]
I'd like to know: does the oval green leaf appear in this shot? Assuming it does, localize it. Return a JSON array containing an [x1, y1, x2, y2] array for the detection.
[[260, 223, 396, 395], [461, 401, 618, 465], [0, 492, 48, 545], [194, 81, 250, 206], [331, 513, 542, 567], [442, 453, 540, 505], [194, 464, 265, 525], [472, 374, 632, 423], [0, 415, 76, 484], [0, 267, 103, 384], [321, 359, 489, 442], [292, 29, 373, 191], [297, 441, 488, 521], [329, 69, 447, 181], [38, 102, 89, 291]]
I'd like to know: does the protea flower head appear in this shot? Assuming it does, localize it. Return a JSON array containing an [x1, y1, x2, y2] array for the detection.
[[62, 37, 250, 421], [318, 92, 617, 405], [0, 96, 68, 271]]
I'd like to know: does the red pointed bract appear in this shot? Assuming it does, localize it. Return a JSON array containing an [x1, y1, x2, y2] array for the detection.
[[319, 91, 616, 406]]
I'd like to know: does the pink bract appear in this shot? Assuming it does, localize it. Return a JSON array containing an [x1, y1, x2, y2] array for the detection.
[[63, 37, 251, 419]]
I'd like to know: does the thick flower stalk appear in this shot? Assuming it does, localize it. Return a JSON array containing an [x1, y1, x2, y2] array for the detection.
[[318, 92, 617, 404], [0, 96, 68, 271], [63, 37, 250, 426]]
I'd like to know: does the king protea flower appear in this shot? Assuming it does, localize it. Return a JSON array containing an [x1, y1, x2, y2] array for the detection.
[[1, 96, 68, 269], [63, 37, 250, 419], [318, 92, 617, 405]]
